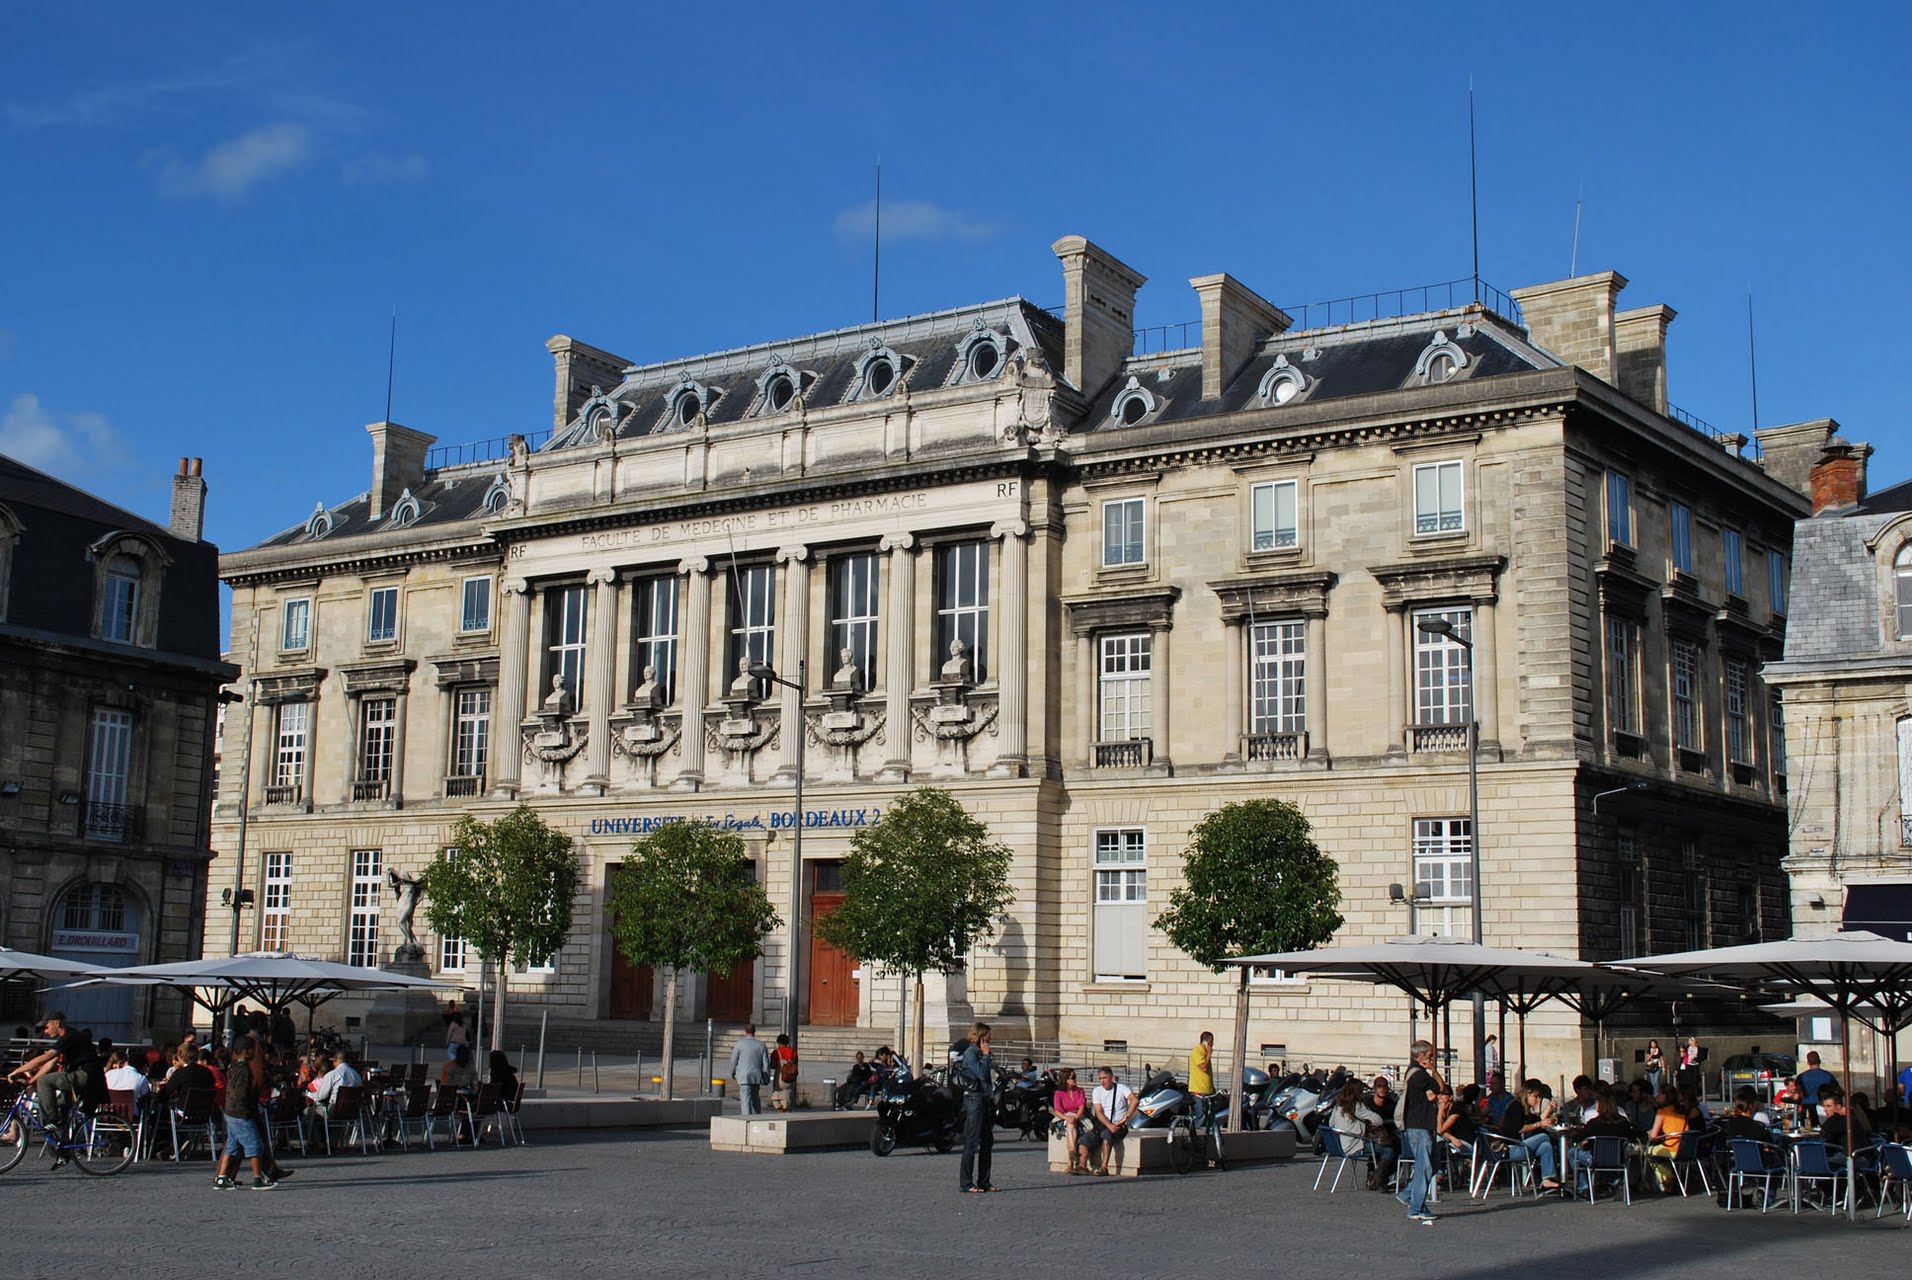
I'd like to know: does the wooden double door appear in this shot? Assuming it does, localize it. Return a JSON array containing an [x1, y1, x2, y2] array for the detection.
[[807, 861, 859, 1027], [606, 864, 756, 1023]]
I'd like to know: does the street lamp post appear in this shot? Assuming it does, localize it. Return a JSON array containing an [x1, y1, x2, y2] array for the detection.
[[750, 659, 807, 1052], [1416, 617, 1483, 1084]]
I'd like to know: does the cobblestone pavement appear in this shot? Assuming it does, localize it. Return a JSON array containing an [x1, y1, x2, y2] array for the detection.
[[8, 1129, 1908, 1280]]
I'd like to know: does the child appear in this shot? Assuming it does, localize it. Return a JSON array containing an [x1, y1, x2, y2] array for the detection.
[[212, 1037, 277, 1191]]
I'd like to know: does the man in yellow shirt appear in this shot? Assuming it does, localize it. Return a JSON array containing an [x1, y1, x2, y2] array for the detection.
[[1189, 1030, 1215, 1095]]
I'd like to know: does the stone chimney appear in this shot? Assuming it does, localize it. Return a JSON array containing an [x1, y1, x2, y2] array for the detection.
[[1809, 439, 1872, 514], [169, 457, 206, 541], [1753, 419, 1838, 497], [1189, 274, 1291, 401], [1508, 270, 1628, 384], [546, 335, 632, 433], [1051, 235, 1147, 398], [1613, 304, 1676, 414], [365, 421, 436, 520]]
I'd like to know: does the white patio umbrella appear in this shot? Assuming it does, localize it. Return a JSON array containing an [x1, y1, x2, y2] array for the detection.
[[53, 951, 454, 1030], [1622, 930, 1912, 1219], [0, 946, 108, 985]]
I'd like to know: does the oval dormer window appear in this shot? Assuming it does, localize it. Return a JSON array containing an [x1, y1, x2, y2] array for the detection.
[[1110, 377, 1158, 427], [1121, 397, 1148, 425], [677, 391, 701, 424], [305, 503, 334, 540], [767, 374, 795, 412], [867, 359, 895, 396], [968, 341, 999, 381]]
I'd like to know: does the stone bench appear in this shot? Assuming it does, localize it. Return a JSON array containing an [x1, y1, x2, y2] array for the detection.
[[520, 1096, 723, 1130], [709, 1111, 876, 1154], [1045, 1125, 1297, 1176]]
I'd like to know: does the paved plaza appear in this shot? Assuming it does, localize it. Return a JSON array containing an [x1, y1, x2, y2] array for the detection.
[[10, 1127, 1911, 1279]]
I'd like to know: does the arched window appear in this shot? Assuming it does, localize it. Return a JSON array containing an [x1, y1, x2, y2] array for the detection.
[[852, 345, 906, 402], [1895, 544, 1912, 638], [955, 329, 1005, 385], [305, 503, 336, 540], [89, 532, 167, 647], [1412, 330, 1470, 386], [481, 473, 511, 515], [1256, 354, 1311, 407], [754, 360, 802, 416], [387, 488, 422, 529], [661, 376, 715, 430], [60, 882, 129, 932], [1109, 376, 1159, 427]]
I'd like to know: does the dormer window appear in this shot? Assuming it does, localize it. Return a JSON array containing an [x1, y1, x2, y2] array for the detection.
[[1256, 354, 1311, 407], [1110, 377, 1159, 427], [955, 328, 1006, 385], [1412, 330, 1470, 386], [481, 473, 511, 515], [101, 555, 140, 643], [387, 488, 422, 529], [578, 388, 618, 441], [755, 360, 802, 417], [88, 531, 168, 648], [305, 503, 335, 540], [852, 344, 906, 402], [662, 375, 714, 430]]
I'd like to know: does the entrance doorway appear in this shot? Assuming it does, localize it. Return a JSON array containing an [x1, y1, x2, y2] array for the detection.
[[50, 883, 140, 1040], [707, 960, 754, 1022], [807, 861, 858, 1027], [607, 880, 654, 1020]]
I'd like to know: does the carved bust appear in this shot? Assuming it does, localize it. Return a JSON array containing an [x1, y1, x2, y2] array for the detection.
[[940, 638, 973, 685], [543, 672, 573, 717], [730, 656, 760, 698], [832, 646, 861, 691], [632, 664, 664, 710]]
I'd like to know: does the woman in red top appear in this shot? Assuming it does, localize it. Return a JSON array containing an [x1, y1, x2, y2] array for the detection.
[[770, 1035, 798, 1111], [1052, 1069, 1088, 1172]]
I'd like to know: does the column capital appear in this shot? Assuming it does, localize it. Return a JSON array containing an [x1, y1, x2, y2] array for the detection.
[[586, 567, 617, 586], [878, 532, 916, 553], [501, 577, 530, 596], [990, 519, 1030, 541], [776, 545, 810, 564], [677, 555, 710, 576]]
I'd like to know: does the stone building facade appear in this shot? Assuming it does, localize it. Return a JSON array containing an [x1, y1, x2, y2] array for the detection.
[[209, 236, 1812, 1080], [1, 456, 234, 1039]]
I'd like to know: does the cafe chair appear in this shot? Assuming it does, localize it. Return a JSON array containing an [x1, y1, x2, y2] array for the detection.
[[1667, 1127, 1718, 1198], [168, 1087, 220, 1162], [1313, 1126, 1370, 1192], [1791, 1140, 1848, 1215], [1875, 1143, 1912, 1222], [319, 1085, 373, 1156], [1576, 1136, 1631, 1205], [423, 1084, 466, 1150], [1725, 1138, 1788, 1212]]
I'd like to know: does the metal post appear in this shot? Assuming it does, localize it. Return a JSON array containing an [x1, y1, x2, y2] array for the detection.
[[705, 1018, 715, 1096], [575, 1045, 583, 1088], [1469, 700, 1485, 1086], [635, 1051, 643, 1096], [787, 660, 806, 1052], [536, 1009, 548, 1089], [226, 681, 255, 959], [592, 1050, 599, 1094]]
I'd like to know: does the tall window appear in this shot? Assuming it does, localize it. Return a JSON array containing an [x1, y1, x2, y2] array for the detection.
[[1606, 470, 1632, 546], [1249, 620, 1306, 734], [1412, 818, 1474, 938], [1670, 639, 1700, 751], [1102, 498, 1145, 566], [1616, 832, 1641, 958], [1092, 829, 1147, 981], [633, 574, 680, 704], [367, 585, 399, 643], [1605, 615, 1640, 735], [1723, 528, 1744, 596], [1768, 550, 1787, 614], [1412, 460, 1464, 535], [460, 577, 492, 633], [348, 849, 382, 967], [1771, 692, 1787, 782], [61, 883, 127, 932], [281, 597, 311, 651], [85, 708, 134, 841], [1896, 546, 1912, 638], [438, 848, 466, 973], [1251, 480, 1299, 551], [934, 541, 990, 681], [829, 553, 880, 692], [1680, 839, 1707, 950], [1670, 503, 1693, 574], [1724, 659, 1749, 764], [358, 697, 396, 784], [726, 564, 776, 696], [1412, 607, 1473, 725], [546, 584, 589, 705], [451, 687, 490, 782], [101, 555, 140, 643], [1098, 633, 1151, 742], [272, 702, 309, 792], [260, 852, 291, 951]]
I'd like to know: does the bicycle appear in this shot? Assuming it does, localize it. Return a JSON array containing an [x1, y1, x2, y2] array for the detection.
[[0, 1090, 137, 1176], [1167, 1092, 1228, 1175]]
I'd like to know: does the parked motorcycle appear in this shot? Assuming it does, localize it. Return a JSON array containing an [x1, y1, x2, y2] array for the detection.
[[1129, 1069, 1232, 1134], [992, 1067, 1054, 1140], [869, 1062, 962, 1156]]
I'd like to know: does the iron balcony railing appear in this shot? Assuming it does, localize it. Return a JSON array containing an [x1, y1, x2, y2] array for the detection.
[[82, 802, 142, 843]]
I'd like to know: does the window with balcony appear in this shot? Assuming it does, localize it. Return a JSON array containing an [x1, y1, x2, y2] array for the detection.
[[1102, 497, 1146, 567], [281, 597, 311, 652], [268, 702, 309, 803], [367, 585, 399, 643], [84, 708, 135, 842], [1412, 817, 1474, 938], [545, 584, 589, 707], [1095, 633, 1151, 768], [725, 564, 776, 698], [260, 851, 291, 951], [1605, 614, 1641, 740], [1093, 829, 1147, 981], [933, 541, 989, 681], [1251, 480, 1298, 551], [829, 552, 880, 693], [1411, 606, 1472, 751], [1248, 619, 1305, 760], [1412, 461, 1464, 535], [1606, 470, 1632, 547], [460, 576, 492, 634], [348, 849, 382, 967], [448, 687, 490, 795], [633, 573, 680, 704], [356, 696, 396, 800]]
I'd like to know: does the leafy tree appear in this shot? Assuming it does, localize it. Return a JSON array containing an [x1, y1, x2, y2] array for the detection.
[[815, 786, 1015, 1071], [1155, 798, 1343, 1128], [425, 805, 580, 1054], [606, 822, 779, 1099]]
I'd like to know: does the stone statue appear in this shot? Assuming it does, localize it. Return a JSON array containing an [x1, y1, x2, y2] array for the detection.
[[632, 663, 665, 710], [507, 433, 529, 467], [387, 868, 426, 962], [730, 655, 760, 698], [831, 646, 861, 691], [940, 638, 974, 685], [544, 671, 573, 717]]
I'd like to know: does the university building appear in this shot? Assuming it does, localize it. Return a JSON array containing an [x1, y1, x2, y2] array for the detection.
[[0, 456, 233, 1040], [209, 235, 1818, 1078]]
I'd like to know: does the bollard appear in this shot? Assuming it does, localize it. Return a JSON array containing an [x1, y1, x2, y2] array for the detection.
[[825, 1078, 839, 1110], [593, 1050, 600, 1094], [536, 1010, 549, 1090], [705, 1018, 715, 1094], [576, 1045, 584, 1088], [698, 1054, 707, 1099], [635, 1051, 643, 1096]]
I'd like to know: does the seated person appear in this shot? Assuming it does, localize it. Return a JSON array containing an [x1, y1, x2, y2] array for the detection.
[[836, 1051, 874, 1107], [1568, 1086, 1639, 1194], [1329, 1079, 1395, 1189], [1623, 1079, 1657, 1134], [1482, 1073, 1516, 1125], [488, 1050, 520, 1101], [1517, 1080, 1563, 1191], [1051, 1068, 1088, 1172], [1644, 1086, 1693, 1192], [1367, 1075, 1397, 1124], [1439, 1084, 1481, 1157], [1019, 1057, 1041, 1087], [103, 1048, 152, 1107], [1718, 1086, 1775, 1144], [440, 1044, 475, 1093], [305, 1050, 363, 1122], [1818, 1086, 1872, 1169], [1077, 1067, 1134, 1176], [1558, 1075, 1598, 1127]]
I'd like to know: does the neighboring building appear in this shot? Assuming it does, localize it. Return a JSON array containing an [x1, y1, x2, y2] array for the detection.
[[0, 456, 234, 1039], [208, 236, 1812, 1079]]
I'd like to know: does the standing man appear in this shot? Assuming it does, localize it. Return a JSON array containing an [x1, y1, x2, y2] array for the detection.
[[1399, 1039, 1442, 1225], [1188, 1031, 1215, 1097], [728, 1023, 772, 1116], [957, 1022, 997, 1193], [1795, 1051, 1835, 1112]]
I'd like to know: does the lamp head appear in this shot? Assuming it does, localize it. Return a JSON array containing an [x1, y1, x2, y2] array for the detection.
[[1388, 882, 1406, 903], [1416, 618, 1455, 638], [748, 662, 776, 682]]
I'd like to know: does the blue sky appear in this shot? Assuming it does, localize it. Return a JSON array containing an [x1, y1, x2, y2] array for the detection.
[[4, 2, 1908, 621]]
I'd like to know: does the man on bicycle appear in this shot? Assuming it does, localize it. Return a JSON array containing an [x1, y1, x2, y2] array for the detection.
[[7, 1012, 99, 1128]]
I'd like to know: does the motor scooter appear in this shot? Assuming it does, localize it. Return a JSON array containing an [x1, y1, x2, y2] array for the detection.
[[992, 1067, 1054, 1140], [869, 1061, 962, 1156]]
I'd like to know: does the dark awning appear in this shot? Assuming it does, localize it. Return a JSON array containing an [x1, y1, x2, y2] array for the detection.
[[1843, 883, 1912, 943]]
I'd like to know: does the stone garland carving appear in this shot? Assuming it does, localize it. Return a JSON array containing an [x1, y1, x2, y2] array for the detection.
[[807, 709, 887, 749], [912, 699, 998, 744], [707, 716, 780, 756], [611, 718, 682, 760], [522, 721, 589, 765]]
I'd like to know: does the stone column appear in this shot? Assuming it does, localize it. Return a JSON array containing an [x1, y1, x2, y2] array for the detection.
[[1151, 624, 1171, 771], [1305, 612, 1328, 761], [878, 534, 915, 781], [775, 546, 810, 780], [1077, 633, 1097, 767], [674, 558, 711, 791], [391, 686, 410, 805], [1384, 604, 1407, 755], [1223, 622, 1243, 763], [1472, 598, 1499, 754], [990, 520, 1029, 776], [493, 578, 530, 796], [583, 568, 618, 794]]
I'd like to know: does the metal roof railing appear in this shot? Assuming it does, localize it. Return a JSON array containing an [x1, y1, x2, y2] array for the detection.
[[425, 428, 554, 471], [1130, 276, 1525, 356], [1667, 403, 1764, 462]]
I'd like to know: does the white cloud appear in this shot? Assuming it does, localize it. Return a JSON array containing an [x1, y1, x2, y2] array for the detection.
[[0, 394, 123, 481], [342, 152, 428, 186], [148, 122, 310, 201], [6, 63, 245, 130], [834, 199, 1003, 245]]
